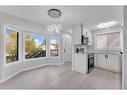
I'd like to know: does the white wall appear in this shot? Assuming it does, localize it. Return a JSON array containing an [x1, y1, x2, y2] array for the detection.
[[0, 24, 2, 80], [123, 6, 127, 89], [0, 11, 63, 82]]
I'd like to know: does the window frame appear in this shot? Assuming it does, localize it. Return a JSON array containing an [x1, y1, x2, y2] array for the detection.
[[23, 32, 47, 61], [95, 31, 121, 51], [4, 25, 21, 66], [48, 35, 60, 58]]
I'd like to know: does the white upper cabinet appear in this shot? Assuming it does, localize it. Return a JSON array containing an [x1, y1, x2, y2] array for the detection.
[[73, 24, 82, 44], [73, 24, 92, 45]]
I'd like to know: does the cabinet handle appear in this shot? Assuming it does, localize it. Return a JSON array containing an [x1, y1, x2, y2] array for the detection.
[[105, 54, 108, 58], [105, 55, 106, 58]]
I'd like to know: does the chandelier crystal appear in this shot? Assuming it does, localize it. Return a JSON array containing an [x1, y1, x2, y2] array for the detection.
[[47, 24, 62, 33]]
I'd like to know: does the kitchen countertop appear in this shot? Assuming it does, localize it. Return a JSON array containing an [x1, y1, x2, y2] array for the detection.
[[76, 50, 122, 55]]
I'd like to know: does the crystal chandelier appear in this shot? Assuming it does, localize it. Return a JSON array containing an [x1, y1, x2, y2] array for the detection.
[[47, 9, 62, 33], [47, 24, 62, 33]]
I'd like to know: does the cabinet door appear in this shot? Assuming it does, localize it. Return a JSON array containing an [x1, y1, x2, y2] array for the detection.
[[96, 54, 107, 68], [106, 54, 121, 73], [74, 54, 86, 73], [73, 24, 82, 44]]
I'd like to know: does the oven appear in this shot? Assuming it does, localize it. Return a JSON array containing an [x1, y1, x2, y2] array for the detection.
[[88, 53, 94, 73]]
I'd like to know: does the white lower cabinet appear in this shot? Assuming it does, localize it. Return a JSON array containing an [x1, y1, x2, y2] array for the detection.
[[107, 54, 121, 73], [96, 54, 107, 68], [96, 54, 122, 73], [74, 54, 87, 74]]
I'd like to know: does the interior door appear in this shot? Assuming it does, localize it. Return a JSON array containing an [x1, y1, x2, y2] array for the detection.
[[63, 33, 72, 63]]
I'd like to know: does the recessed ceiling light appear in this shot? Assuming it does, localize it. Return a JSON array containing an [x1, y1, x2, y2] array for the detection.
[[97, 21, 117, 29], [48, 9, 61, 18]]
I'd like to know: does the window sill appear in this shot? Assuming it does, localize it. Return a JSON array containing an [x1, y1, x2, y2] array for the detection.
[[23, 57, 47, 62], [4, 61, 21, 68], [48, 56, 60, 58]]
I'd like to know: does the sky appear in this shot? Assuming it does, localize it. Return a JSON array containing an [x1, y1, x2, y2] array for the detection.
[[49, 36, 59, 44], [27, 33, 45, 47], [6, 28, 12, 34], [6, 28, 18, 42], [30, 33, 45, 43]]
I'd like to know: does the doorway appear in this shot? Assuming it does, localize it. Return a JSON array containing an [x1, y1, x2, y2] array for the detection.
[[63, 33, 72, 63]]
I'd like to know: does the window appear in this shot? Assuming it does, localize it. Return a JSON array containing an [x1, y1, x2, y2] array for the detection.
[[96, 34, 107, 50], [108, 33, 120, 49], [96, 32, 121, 50], [25, 33, 46, 59], [49, 36, 60, 57], [5, 28, 19, 63]]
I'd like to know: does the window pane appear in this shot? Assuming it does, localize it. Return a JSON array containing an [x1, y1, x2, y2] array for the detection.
[[96, 34, 107, 49], [25, 33, 46, 59], [49, 36, 60, 57], [6, 28, 19, 63], [108, 33, 120, 49]]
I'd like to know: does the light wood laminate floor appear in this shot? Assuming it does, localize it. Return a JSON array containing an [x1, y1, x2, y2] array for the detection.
[[0, 62, 121, 89]]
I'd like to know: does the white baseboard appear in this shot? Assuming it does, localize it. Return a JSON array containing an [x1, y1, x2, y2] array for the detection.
[[95, 66, 121, 73], [0, 63, 63, 83]]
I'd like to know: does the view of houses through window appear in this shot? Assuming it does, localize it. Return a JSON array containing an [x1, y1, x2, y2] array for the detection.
[[49, 36, 60, 57]]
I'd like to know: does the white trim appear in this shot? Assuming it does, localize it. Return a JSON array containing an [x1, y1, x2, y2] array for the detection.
[[95, 66, 121, 73], [23, 57, 47, 62], [0, 63, 63, 83]]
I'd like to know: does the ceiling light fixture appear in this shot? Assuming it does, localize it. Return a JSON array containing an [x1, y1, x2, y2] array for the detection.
[[97, 21, 117, 29], [48, 9, 61, 18], [47, 24, 62, 33]]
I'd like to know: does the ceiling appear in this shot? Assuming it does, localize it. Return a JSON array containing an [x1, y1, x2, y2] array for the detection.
[[0, 6, 123, 30]]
